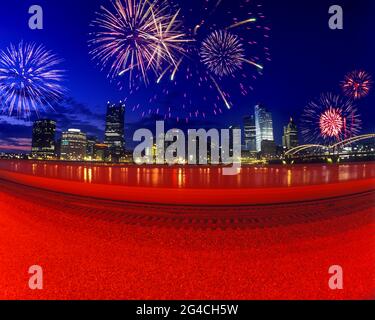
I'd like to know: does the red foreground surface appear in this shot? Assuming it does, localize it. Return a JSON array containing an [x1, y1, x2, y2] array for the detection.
[[0, 160, 374, 299]]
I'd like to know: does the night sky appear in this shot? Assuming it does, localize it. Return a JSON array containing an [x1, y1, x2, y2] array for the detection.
[[0, 0, 374, 152]]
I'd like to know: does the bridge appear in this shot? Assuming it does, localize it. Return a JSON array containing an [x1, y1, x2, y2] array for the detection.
[[284, 134, 375, 160]]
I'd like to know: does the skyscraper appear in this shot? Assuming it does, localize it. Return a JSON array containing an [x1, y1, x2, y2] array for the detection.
[[261, 140, 277, 158], [31, 119, 56, 159], [60, 129, 87, 161], [104, 101, 125, 161], [93, 143, 110, 162], [86, 135, 98, 160], [282, 118, 299, 150], [243, 115, 257, 152], [229, 125, 242, 157], [254, 104, 274, 152]]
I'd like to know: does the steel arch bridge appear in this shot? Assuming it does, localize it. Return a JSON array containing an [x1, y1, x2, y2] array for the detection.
[[285, 134, 375, 157]]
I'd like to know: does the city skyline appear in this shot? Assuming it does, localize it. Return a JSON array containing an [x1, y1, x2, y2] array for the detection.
[[22, 102, 375, 164], [28, 102, 287, 161], [2, 92, 300, 154]]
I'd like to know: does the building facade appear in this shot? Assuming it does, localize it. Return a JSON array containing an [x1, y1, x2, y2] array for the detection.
[[31, 119, 56, 159], [282, 118, 299, 150], [255, 104, 274, 152], [243, 115, 257, 152], [86, 135, 98, 160], [104, 101, 125, 162], [60, 129, 87, 161], [93, 143, 109, 162], [261, 140, 277, 158]]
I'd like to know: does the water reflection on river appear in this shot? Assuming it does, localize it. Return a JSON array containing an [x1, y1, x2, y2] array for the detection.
[[0, 161, 374, 189]]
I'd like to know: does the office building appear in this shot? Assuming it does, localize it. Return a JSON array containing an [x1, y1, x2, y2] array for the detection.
[[60, 129, 87, 161], [255, 104, 274, 152], [55, 138, 61, 159], [104, 101, 125, 162], [93, 143, 109, 162], [31, 119, 56, 159], [282, 118, 299, 150], [86, 135, 98, 160], [261, 140, 277, 158], [243, 115, 257, 152]]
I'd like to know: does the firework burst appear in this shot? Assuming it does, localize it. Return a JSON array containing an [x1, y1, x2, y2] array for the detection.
[[319, 107, 344, 138], [89, 0, 189, 87], [341, 70, 372, 99], [127, 0, 271, 122], [301, 93, 362, 144], [200, 30, 245, 77], [0, 41, 65, 117]]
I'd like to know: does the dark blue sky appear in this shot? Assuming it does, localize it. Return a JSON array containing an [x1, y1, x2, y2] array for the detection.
[[0, 0, 374, 152]]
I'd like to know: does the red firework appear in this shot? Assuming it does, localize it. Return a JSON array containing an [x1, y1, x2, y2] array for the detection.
[[341, 70, 372, 99], [319, 107, 344, 138], [301, 93, 362, 144]]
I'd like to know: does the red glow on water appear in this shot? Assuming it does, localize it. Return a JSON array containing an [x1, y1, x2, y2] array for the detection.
[[1, 160, 374, 188]]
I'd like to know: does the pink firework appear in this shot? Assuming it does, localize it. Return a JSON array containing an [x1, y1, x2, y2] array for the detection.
[[319, 107, 344, 138], [301, 93, 362, 144], [341, 70, 372, 99]]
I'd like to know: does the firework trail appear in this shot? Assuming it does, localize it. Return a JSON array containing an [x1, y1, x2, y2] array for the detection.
[[0, 41, 65, 117], [125, 0, 271, 122], [341, 70, 372, 100], [89, 0, 189, 88], [301, 93, 362, 144]]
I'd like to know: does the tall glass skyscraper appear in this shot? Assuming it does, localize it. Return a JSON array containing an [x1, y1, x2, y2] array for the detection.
[[31, 119, 56, 159], [104, 101, 125, 161], [243, 115, 257, 152], [254, 104, 274, 152]]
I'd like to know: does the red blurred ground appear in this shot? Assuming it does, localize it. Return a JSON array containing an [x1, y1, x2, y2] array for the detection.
[[1, 161, 374, 205], [0, 161, 374, 300]]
